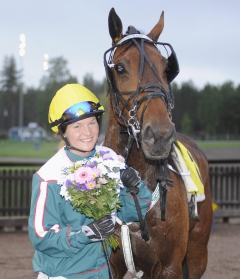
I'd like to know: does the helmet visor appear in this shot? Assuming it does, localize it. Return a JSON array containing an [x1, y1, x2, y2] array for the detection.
[[62, 101, 103, 123]]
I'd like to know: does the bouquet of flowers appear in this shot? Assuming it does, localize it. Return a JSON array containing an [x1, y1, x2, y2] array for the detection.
[[58, 149, 126, 249]]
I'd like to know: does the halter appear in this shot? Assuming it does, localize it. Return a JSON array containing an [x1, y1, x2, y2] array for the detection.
[[104, 29, 179, 154]]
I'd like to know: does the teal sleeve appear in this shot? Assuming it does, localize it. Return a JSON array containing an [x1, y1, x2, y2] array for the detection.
[[28, 174, 92, 258], [117, 181, 152, 223]]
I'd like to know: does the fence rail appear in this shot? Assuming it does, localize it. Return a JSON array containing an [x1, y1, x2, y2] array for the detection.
[[209, 163, 240, 221], [0, 160, 240, 229]]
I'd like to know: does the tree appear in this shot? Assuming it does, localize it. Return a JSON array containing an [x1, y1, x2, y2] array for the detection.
[[181, 113, 192, 135], [197, 84, 221, 137], [220, 82, 240, 137], [82, 74, 108, 133], [83, 73, 105, 99], [0, 55, 22, 130], [39, 57, 76, 88], [172, 80, 200, 134], [23, 87, 40, 125], [37, 56, 78, 131]]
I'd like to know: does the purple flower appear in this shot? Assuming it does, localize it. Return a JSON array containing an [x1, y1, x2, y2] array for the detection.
[[66, 179, 72, 188], [103, 153, 114, 160], [77, 183, 87, 191], [100, 150, 110, 156], [85, 161, 97, 168]]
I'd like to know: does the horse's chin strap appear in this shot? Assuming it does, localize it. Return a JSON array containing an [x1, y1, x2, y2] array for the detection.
[[157, 159, 173, 221]]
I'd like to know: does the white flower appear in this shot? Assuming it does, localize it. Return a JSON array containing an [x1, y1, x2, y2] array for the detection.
[[115, 160, 126, 169], [60, 185, 71, 201], [97, 164, 108, 175], [108, 171, 121, 180], [101, 159, 114, 169], [94, 157, 104, 164]]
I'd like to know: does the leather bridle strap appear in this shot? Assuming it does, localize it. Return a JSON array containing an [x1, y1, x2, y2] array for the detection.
[[115, 82, 168, 131], [122, 134, 135, 162], [126, 186, 149, 241], [157, 160, 173, 221]]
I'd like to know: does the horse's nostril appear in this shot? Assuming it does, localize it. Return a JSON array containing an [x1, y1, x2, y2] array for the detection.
[[143, 125, 175, 145], [144, 126, 154, 141]]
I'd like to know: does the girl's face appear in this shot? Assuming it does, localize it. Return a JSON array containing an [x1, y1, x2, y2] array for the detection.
[[64, 116, 99, 156]]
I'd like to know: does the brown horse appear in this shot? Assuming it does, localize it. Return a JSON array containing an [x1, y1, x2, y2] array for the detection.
[[103, 8, 213, 279]]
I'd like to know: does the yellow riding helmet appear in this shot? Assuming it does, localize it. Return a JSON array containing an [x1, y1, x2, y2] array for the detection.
[[48, 84, 105, 133]]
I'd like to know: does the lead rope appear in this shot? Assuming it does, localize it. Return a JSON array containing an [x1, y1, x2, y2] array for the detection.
[[117, 217, 144, 279]]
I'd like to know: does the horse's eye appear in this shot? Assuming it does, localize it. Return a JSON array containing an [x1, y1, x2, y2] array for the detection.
[[115, 64, 125, 74]]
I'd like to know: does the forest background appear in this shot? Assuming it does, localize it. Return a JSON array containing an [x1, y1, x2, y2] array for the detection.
[[0, 55, 240, 140]]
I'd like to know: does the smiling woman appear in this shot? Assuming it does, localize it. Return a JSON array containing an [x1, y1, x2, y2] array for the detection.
[[62, 116, 100, 156], [27, 83, 152, 279]]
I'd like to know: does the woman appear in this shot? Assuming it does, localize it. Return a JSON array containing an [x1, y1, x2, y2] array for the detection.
[[28, 84, 152, 279]]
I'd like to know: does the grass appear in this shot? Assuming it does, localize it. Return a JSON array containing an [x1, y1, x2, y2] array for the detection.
[[0, 139, 61, 159], [0, 139, 239, 160], [196, 140, 240, 148]]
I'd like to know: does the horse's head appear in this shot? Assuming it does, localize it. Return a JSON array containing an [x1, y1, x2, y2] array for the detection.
[[104, 8, 179, 161]]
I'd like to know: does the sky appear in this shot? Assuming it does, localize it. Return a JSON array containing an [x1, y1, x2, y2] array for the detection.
[[1, 0, 240, 90]]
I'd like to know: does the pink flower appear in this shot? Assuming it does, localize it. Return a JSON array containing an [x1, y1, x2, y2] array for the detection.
[[86, 180, 96, 190], [117, 155, 125, 163], [91, 167, 101, 179], [99, 178, 108, 184], [74, 167, 93, 184]]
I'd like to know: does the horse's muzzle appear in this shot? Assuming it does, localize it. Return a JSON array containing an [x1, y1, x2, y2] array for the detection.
[[141, 123, 176, 160]]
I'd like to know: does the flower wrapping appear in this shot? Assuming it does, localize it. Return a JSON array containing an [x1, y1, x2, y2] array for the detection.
[[58, 150, 126, 249]]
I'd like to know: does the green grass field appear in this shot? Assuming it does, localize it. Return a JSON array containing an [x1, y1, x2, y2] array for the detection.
[[196, 140, 240, 148], [0, 139, 61, 159], [0, 139, 239, 159]]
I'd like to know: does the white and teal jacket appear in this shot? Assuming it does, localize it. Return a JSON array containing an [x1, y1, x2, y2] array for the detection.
[[28, 146, 152, 279]]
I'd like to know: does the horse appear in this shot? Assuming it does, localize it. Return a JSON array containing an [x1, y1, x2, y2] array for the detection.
[[103, 8, 213, 279]]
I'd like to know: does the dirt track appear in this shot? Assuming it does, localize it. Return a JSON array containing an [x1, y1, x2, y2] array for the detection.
[[0, 222, 239, 279]]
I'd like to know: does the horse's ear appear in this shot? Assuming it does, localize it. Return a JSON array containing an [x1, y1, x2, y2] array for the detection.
[[108, 8, 123, 45], [147, 11, 164, 41]]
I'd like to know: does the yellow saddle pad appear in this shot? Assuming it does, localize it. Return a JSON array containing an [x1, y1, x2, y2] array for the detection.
[[173, 141, 205, 201]]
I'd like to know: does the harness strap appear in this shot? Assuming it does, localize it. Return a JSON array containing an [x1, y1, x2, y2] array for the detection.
[[121, 225, 144, 279], [122, 134, 135, 162], [127, 187, 149, 241], [157, 160, 173, 221]]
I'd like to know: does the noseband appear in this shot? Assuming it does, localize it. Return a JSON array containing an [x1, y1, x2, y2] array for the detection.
[[104, 32, 179, 152]]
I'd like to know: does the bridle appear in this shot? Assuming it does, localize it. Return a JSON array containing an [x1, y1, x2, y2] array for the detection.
[[104, 30, 179, 154]]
